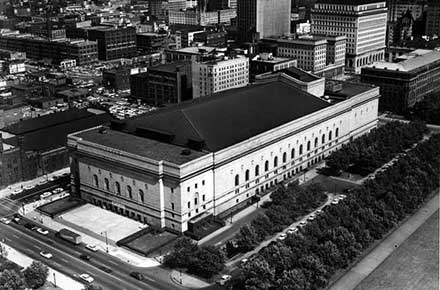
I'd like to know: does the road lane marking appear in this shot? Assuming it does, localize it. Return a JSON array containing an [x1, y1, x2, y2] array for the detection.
[[108, 260, 118, 266], [60, 258, 69, 263]]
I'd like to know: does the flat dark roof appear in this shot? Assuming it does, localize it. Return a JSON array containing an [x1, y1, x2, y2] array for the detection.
[[316, 0, 384, 4], [281, 67, 320, 83]]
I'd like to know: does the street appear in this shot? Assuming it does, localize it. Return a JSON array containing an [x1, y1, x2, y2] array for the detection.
[[0, 221, 180, 290]]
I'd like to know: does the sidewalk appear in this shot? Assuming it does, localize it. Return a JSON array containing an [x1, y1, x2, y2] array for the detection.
[[0, 242, 84, 290], [328, 192, 439, 290], [198, 165, 322, 247], [169, 270, 211, 289], [0, 167, 70, 199]]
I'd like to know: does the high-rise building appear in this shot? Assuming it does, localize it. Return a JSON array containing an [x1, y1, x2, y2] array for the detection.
[[426, 0, 440, 37], [237, 0, 291, 43], [192, 55, 249, 98], [311, 0, 388, 73]]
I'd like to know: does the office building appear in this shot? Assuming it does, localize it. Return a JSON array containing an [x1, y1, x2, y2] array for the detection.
[[168, 8, 236, 26], [193, 31, 227, 47], [361, 49, 440, 113], [250, 53, 297, 79], [68, 75, 379, 232], [426, 0, 440, 37], [164, 46, 220, 63], [237, 0, 291, 43], [130, 61, 193, 105], [192, 55, 249, 98], [136, 33, 168, 53], [83, 26, 136, 61], [311, 0, 388, 73]]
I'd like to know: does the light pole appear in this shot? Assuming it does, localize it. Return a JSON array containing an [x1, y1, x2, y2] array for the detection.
[[101, 231, 109, 253], [53, 272, 56, 287]]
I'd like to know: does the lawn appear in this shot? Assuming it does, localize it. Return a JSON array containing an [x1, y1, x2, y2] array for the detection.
[[354, 210, 439, 290], [37, 197, 84, 217], [125, 231, 178, 256]]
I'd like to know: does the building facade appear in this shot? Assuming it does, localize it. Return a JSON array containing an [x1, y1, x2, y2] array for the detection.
[[311, 0, 387, 73], [361, 50, 440, 113], [250, 53, 297, 79], [192, 55, 249, 98], [68, 77, 379, 232], [237, 0, 291, 43], [426, 0, 440, 37]]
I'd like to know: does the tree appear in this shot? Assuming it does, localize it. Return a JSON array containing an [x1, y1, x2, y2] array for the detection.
[[276, 269, 310, 290], [236, 224, 259, 252], [23, 261, 48, 289], [163, 237, 197, 268], [0, 270, 25, 290], [188, 246, 225, 278], [241, 258, 275, 290]]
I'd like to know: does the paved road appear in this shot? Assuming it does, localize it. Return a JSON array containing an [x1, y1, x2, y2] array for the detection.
[[0, 221, 179, 290]]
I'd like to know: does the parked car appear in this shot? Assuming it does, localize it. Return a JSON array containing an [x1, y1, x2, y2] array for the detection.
[[52, 188, 64, 194], [79, 254, 91, 261], [79, 273, 94, 283], [287, 227, 298, 234], [24, 223, 34, 229], [298, 221, 307, 227], [85, 244, 98, 252], [36, 228, 49, 235], [40, 192, 52, 199], [24, 184, 35, 190], [277, 233, 287, 241], [307, 214, 316, 221], [39, 251, 53, 259], [129, 271, 144, 280], [11, 188, 23, 195], [331, 199, 340, 205], [217, 274, 232, 285], [0, 217, 11, 225], [12, 214, 21, 223]]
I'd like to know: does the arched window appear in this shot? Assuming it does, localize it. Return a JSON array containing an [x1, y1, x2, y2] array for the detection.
[[139, 190, 144, 203], [93, 175, 99, 187], [335, 128, 339, 138], [265, 160, 269, 172], [127, 185, 132, 199], [255, 165, 260, 176], [104, 178, 109, 190], [329, 131, 332, 141], [235, 174, 239, 186], [322, 134, 325, 144], [307, 141, 311, 151], [115, 182, 121, 195], [315, 137, 318, 148], [299, 144, 303, 155], [245, 170, 250, 181], [274, 156, 278, 167], [291, 148, 295, 159], [282, 152, 287, 163]]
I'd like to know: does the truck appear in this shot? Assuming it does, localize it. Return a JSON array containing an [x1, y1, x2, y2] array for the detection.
[[58, 228, 81, 245]]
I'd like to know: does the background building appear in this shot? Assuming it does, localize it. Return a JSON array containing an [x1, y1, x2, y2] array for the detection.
[[192, 55, 249, 98], [361, 49, 440, 113], [237, 0, 291, 43], [250, 53, 297, 80], [311, 0, 388, 73], [425, 0, 440, 37]]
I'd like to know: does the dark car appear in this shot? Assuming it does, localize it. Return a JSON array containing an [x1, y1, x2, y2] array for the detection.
[[24, 223, 34, 229], [130, 271, 144, 280], [79, 254, 91, 261]]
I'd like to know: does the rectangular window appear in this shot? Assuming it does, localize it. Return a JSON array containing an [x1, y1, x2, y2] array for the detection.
[[171, 203, 175, 210], [194, 198, 198, 205], [202, 194, 205, 202], [187, 201, 190, 209]]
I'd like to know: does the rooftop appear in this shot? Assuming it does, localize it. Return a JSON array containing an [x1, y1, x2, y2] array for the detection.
[[76, 128, 207, 165], [148, 61, 191, 73], [171, 46, 218, 54], [251, 53, 295, 64], [113, 80, 332, 152], [316, 0, 385, 4], [281, 67, 321, 83], [325, 80, 375, 99], [366, 50, 440, 72]]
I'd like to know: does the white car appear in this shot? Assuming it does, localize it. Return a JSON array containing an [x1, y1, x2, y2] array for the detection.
[[40, 192, 52, 199], [298, 221, 307, 227], [24, 184, 35, 190], [52, 188, 64, 194], [38, 180, 47, 185], [287, 227, 298, 234], [217, 274, 231, 285], [316, 209, 323, 215], [12, 188, 23, 195], [331, 199, 340, 205], [79, 274, 94, 283], [339, 194, 347, 199], [277, 233, 287, 241], [0, 217, 11, 224], [36, 228, 49, 235], [307, 214, 316, 221], [85, 244, 98, 252], [39, 251, 53, 259]]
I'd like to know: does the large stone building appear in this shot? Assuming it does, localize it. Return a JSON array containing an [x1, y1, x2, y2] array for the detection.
[[425, 0, 440, 37], [361, 49, 440, 113], [192, 55, 249, 98], [237, 0, 291, 43], [311, 0, 388, 73], [68, 75, 379, 233]]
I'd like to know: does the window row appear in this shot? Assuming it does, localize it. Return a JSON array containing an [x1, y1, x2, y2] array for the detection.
[[93, 176, 145, 203]]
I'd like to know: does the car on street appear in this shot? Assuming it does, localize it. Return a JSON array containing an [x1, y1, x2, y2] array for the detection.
[[277, 233, 287, 241], [241, 258, 248, 265], [79, 254, 91, 261], [36, 228, 49, 235], [24, 184, 35, 190], [287, 227, 298, 234], [40, 192, 52, 199], [307, 214, 316, 221], [11, 188, 23, 195], [0, 217, 11, 224], [339, 194, 347, 199], [52, 188, 63, 194], [316, 209, 323, 215], [331, 199, 340, 205], [85, 244, 98, 252], [298, 221, 307, 227], [48, 176, 56, 182], [129, 271, 144, 280], [79, 273, 94, 283], [38, 180, 46, 185], [39, 251, 53, 259], [13, 214, 21, 223], [217, 274, 232, 285]]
